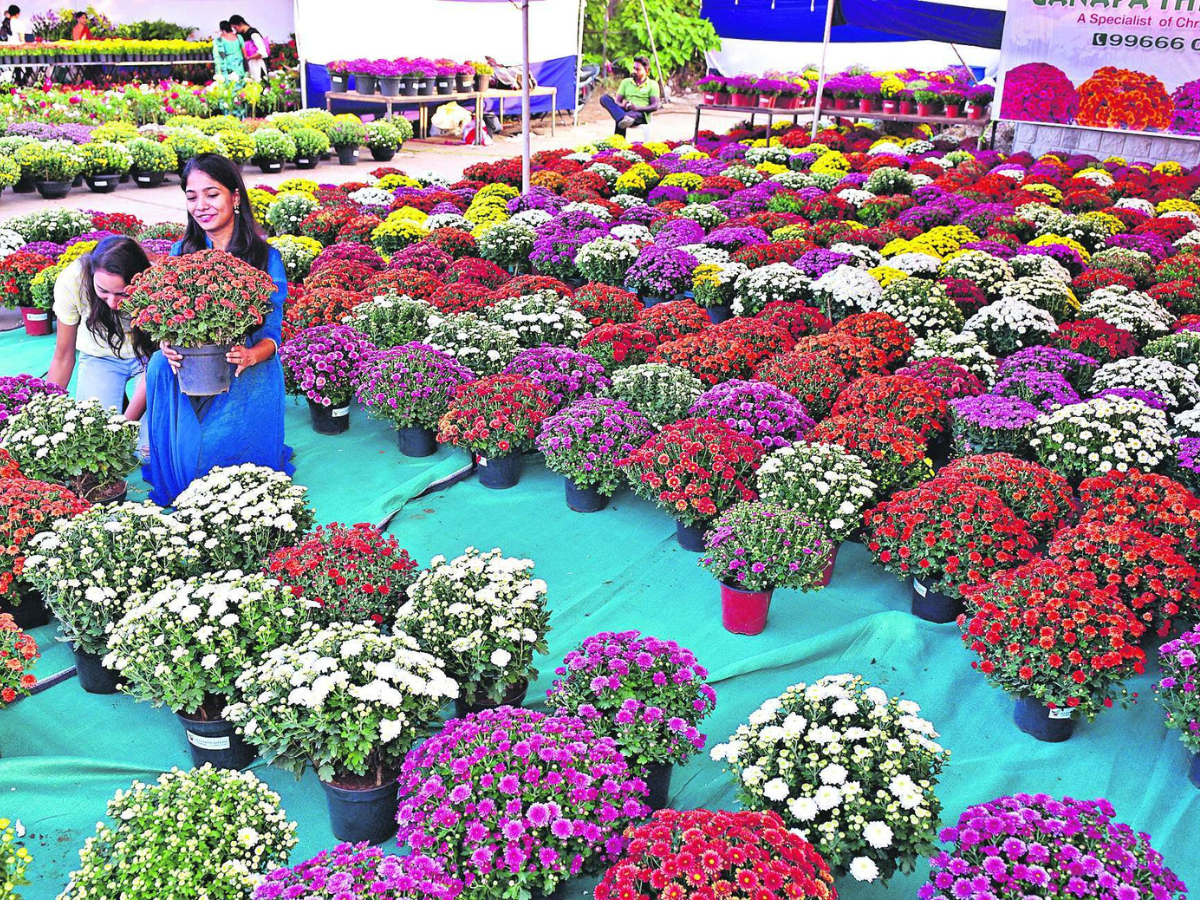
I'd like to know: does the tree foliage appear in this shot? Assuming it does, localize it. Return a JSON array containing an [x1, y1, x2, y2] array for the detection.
[[584, 0, 720, 80]]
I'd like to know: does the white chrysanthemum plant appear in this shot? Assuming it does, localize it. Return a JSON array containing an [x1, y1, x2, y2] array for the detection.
[[23, 502, 203, 656], [812, 265, 882, 319], [395, 546, 550, 709], [225, 621, 457, 786], [1030, 396, 1175, 482], [755, 442, 878, 543], [171, 464, 315, 572], [711, 673, 949, 885], [105, 570, 314, 719]]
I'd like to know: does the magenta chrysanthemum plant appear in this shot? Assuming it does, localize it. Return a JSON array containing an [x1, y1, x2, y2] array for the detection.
[[280, 324, 375, 408]]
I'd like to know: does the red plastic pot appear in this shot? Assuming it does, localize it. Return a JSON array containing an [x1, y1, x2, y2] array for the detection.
[[702, 91, 717, 105], [816, 543, 840, 588], [944, 103, 961, 118], [858, 97, 875, 113], [881, 99, 897, 114], [720, 582, 773, 635], [777, 94, 799, 110], [19, 306, 53, 336], [916, 102, 932, 117], [715, 91, 732, 105], [898, 99, 914, 114], [834, 97, 851, 111], [732, 93, 755, 108], [758, 94, 776, 109], [967, 104, 985, 120]]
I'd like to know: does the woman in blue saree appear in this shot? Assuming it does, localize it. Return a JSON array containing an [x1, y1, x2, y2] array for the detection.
[[142, 153, 293, 505]]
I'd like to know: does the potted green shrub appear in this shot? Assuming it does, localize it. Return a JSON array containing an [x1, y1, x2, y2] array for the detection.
[[0, 154, 19, 196], [290, 126, 329, 169], [165, 128, 217, 173], [78, 140, 131, 193], [127, 137, 176, 188], [252, 128, 296, 173], [328, 115, 366, 166], [212, 129, 255, 169], [16, 142, 82, 200], [363, 118, 408, 162], [106, 570, 314, 769], [226, 622, 456, 843]]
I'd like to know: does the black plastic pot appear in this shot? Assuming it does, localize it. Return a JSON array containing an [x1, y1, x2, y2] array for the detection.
[[643, 762, 673, 810], [565, 478, 607, 512], [131, 170, 166, 188], [1013, 696, 1075, 743], [911, 577, 962, 623], [329, 72, 348, 92], [85, 173, 120, 193], [676, 519, 707, 552], [1191, 752, 1200, 789], [355, 73, 377, 95], [294, 156, 319, 169], [72, 646, 120, 694], [308, 398, 350, 435], [176, 344, 234, 396], [34, 180, 71, 199], [397, 426, 437, 457], [457, 73, 473, 92], [377, 76, 401, 97], [706, 303, 733, 324], [321, 779, 399, 844], [336, 145, 359, 166], [400, 75, 419, 96], [417, 77, 435, 96], [0, 593, 49, 630], [12, 175, 34, 194], [71, 173, 84, 188], [370, 147, 396, 162], [454, 679, 528, 720], [477, 453, 521, 489], [256, 159, 283, 174], [177, 713, 257, 769], [435, 76, 455, 95]]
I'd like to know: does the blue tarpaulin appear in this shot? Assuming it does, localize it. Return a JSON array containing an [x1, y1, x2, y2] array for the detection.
[[700, 0, 1004, 49]]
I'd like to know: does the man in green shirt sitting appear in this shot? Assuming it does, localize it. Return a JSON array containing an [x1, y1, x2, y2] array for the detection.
[[601, 55, 660, 137]]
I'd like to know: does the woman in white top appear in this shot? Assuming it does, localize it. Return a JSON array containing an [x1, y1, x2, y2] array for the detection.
[[230, 15, 268, 81], [46, 236, 155, 420]]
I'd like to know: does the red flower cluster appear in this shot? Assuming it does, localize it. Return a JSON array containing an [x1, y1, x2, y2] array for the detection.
[[1078, 469, 1200, 563], [1073, 269, 1137, 301], [369, 268, 443, 303], [0, 477, 90, 598], [833, 374, 948, 439], [715, 318, 796, 360], [595, 809, 836, 900], [125, 249, 272, 346], [0, 251, 53, 308], [492, 275, 574, 301], [91, 211, 143, 235], [303, 258, 378, 292], [1050, 318, 1139, 364], [264, 522, 419, 625], [651, 332, 759, 386], [865, 479, 1036, 596], [431, 281, 496, 315], [1149, 279, 1200, 315], [755, 302, 831, 342], [0, 612, 38, 705], [424, 227, 478, 261], [579, 322, 658, 370], [793, 332, 889, 379], [436, 374, 554, 456], [831, 312, 914, 366], [752, 351, 846, 419], [444, 257, 511, 289], [941, 454, 1074, 542], [283, 287, 366, 341], [635, 300, 712, 343], [732, 242, 809, 268], [1048, 521, 1199, 636], [960, 556, 1146, 719], [619, 417, 762, 525], [300, 207, 357, 246], [571, 283, 643, 325], [807, 414, 930, 493]]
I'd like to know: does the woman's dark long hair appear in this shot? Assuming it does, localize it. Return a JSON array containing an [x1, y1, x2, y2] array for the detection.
[[81, 236, 156, 361], [179, 153, 269, 270]]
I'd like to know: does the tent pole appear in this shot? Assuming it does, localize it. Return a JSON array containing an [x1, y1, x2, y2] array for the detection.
[[294, 0, 307, 109], [638, 0, 669, 104], [522, 0, 531, 194], [949, 43, 979, 83], [810, 0, 835, 141], [574, 0, 585, 127]]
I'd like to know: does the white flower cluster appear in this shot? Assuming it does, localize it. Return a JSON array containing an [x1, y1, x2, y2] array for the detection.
[[225, 621, 457, 781], [1009, 253, 1072, 283], [812, 265, 882, 318], [24, 502, 202, 656], [676, 203, 728, 230], [1092, 356, 1200, 411], [1174, 407, 1200, 436], [755, 442, 878, 540], [733, 263, 811, 316], [910, 330, 997, 383], [425, 212, 471, 232], [485, 290, 590, 348], [574, 236, 640, 286], [938, 252, 1013, 300], [997, 275, 1078, 319], [1030, 396, 1174, 478], [711, 674, 948, 885], [59, 765, 296, 900], [0, 227, 26, 259], [609, 223, 653, 244], [347, 186, 394, 207], [342, 295, 433, 348], [829, 242, 883, 269], [562, 201, 613, 221], [1080, 287, 1175, 342], [964, 298, 1059, 356], [683, 244, 733, 266], [886, 252, 941, 277], [172, 464, 315, 571], [510, 208, 554, 229], [106, 570, 312, 716], [606, 363, 705, 429], [424, 311, 520, 375], [477, 220, 537, 269], [396, 547, 550, 705], [836, 188, 876, 208]]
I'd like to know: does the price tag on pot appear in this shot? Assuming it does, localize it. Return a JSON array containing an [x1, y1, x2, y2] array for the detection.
[[477, 456, 488, 467], [187, 730, 231, 751], [26, 313, 47, 322], [1048, 708, 1072, 720], [913, 579, 928, 597], [331, 407, 349, 418], [135, 176, 151, 183]]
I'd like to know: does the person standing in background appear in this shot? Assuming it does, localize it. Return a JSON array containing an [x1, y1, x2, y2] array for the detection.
[[70, 11, 91, 40], [229, 15, 268, 81], [0, 5, 20, 43], [213, 20, 246, 80], [599, 55, 660, 138]]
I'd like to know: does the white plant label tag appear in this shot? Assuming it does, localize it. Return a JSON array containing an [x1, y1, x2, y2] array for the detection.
[[913, 579, 928, 597], [331, 407, 349, 418], [477, 456, 488, 467], [187, 731, 230, 750], [1048, 709, 1072, 720]]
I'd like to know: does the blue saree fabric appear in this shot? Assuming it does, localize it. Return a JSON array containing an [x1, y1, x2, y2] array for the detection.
[[141, 240, 294, 505]]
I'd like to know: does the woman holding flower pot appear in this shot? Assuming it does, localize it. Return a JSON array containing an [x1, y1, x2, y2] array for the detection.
[[140, 153, 292, 505]]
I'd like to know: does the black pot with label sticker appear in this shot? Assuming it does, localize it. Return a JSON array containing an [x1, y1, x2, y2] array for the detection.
[[176, 713, 257, 769], [308, 399, 350, 435]]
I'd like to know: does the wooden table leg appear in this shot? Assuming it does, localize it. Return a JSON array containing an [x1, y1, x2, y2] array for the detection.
[[551, 89, 556, 135]]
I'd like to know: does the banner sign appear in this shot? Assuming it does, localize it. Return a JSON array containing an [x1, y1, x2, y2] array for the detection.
[[997, 0, 1200, 137]]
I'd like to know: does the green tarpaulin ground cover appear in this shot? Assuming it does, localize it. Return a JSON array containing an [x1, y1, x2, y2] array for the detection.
[[2, 326, 1197, 900]]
